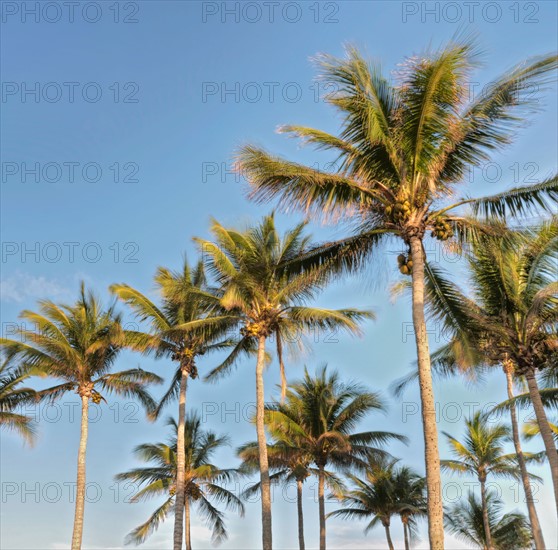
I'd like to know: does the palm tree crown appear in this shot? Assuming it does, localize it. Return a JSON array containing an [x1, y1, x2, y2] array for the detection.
[[0, 362, 37, 443], [328, 456, 425, 550], [195, 214, 373, 393], [441, 411, 537, 482], [116, 413, 244, 546], [111, 258, 240, 414], [1, 284, 161, 406], [445, 491, 533, 550]]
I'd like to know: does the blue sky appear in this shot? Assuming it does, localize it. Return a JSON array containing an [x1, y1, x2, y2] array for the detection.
[[1, 1, 557, 548]]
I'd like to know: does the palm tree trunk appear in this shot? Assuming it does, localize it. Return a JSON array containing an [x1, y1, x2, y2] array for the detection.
[[504, 366, 545, 549], [296, 479, 305, 550], [479, 478, 493, 550], [318, 465, 326, 550], [185, 497, 192, 550], [173, 369, 189, 550], [525, 369, 558, 513], [402, 517, 410, 550], [408, 236, 444, 550], [71, 395, 89, 550], [256, 335, 273, 550], [383, 521, 395, 550]]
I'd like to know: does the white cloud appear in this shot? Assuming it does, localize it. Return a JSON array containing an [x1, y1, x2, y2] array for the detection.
[[1, 272, 78, 303]]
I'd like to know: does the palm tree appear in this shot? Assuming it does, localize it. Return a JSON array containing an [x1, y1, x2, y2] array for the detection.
[[408, 219, 558, 543], [445, 491, 533, 549], [116, 413, 244, 548], [111, 258, 245, 550], [0, 362, 37, 444], [328, 457, 424, 550], [441, 412, 541, 550], [195, 215, 373, 550], [0, 284, 162, 550], [238, 441, 315, 550], [264, 366, 407, 550], [393, 466, 427, 550], [236, 41, 558, 548]]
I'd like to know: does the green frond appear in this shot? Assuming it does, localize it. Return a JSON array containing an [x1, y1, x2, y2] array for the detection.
[[109, 284, 171, 333], [467, 174, 558, 219], [124, 496, 174, 545], [237, 145, 379, 218], [287, 307, 374, 335]]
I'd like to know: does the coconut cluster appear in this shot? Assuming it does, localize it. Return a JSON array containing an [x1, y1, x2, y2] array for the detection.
[[241, 306, 278, 338], [91, 390, 103, 404], [385, 200, 411, 224], [431, 217, 454, 241], [240, 321, 267, 338], [397, 253, 413, 275]]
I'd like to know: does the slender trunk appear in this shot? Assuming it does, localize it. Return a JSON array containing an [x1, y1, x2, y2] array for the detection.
[[173, 369, 189, 550], [383, 521, 395, 550], [525, 369, 558, 513], [71, 395, 89, 550], [256, 335, 273, 550], [318, 465, 326, 550], [504, 367, 545, 549], [402, 517, 410, 550], [408, 236, 444, 549], [479, 478, 493, 550], [525, 370, 558, 511], [296, 479, 305, 550], [185, 497, 192, 550]]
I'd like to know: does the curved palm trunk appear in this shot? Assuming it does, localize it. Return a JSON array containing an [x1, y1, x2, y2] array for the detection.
[[318, 465, 326, 550], [402, 517, 410, 550], [479, 478, 493, 550], [256, 335, 273, 550], [383, 521, 395, 550], [525, 369, 558, 513], [185, 498, 192, 550], [408, 236, 444, 549], [173, 370, 189, 550], [504, 367, 545, 549], [296, 479, 305, 550], [71, 395, 89, 550]]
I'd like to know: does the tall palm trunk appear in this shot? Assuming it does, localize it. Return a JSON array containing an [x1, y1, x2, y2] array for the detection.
[[173, 369, 189, 550], [318, 465, 326, 550], [296, 479, 305, 550], [256, 335, 273, 550], [71, 394, 89, 550], [504, 366, 545, 549], [479, 477, 493, 550], [408, 236, 444, 549], [185, 498, 192, 550], [402, 517, 410, 550], [383, 521, 395, 550], [525, 369, 558, 512]]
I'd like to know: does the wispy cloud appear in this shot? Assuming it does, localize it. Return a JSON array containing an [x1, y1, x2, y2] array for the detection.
[[0, 272, 84, 303]]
